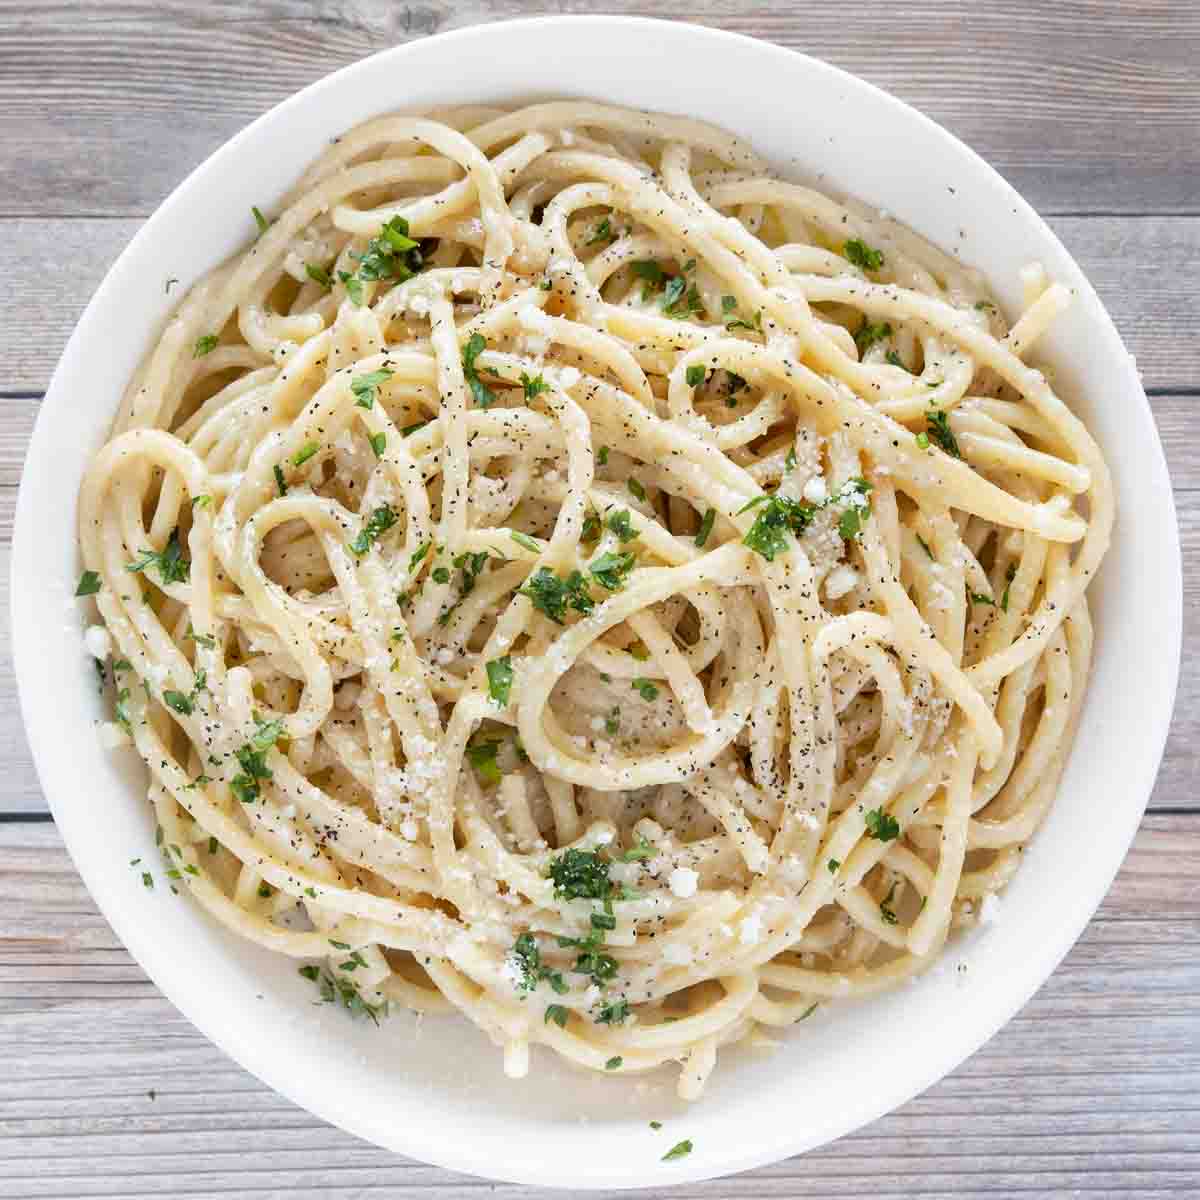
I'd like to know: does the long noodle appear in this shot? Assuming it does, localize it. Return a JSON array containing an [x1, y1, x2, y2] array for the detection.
[[76, 101, 1111, 1098]]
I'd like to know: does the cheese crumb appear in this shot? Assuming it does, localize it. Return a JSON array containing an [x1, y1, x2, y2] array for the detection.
[[802, 476, 827, 504], [668, 866, 699, 898], [84, 624, 112, 660]]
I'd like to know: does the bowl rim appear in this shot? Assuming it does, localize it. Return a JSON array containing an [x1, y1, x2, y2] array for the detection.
[[11, 13, 1182, 1189]]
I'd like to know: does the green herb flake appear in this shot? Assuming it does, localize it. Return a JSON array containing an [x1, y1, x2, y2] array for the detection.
[[466, 737, 503, 787], [519, 567, 594, 624], [193, 334, 219, 358], [548, 848, 611, 900], [369, 431, 387, 459], [970, 590, 996, 607], [597, 445, 610, 467], [685, 364, 706, 387], [1001, 562, 1017, 612], [631, 677, 659, 702], [293, 441, 320, 467], [694, 507, 716, 548], [844, 238, 884, 271], [865, 807, 900, 842], [544, 1004, 569, 1028], [349, 504, 398, 557], [521, 371, 549, 401], [854, 319, 893, 357], [510, 530, 542, 554], [828, 858, 840, 873], [596, 998, 630, 1025], [273, 463, 288, 496], [589, 550, 636, 592], [305, 263, 333, 289], [75, 570, 101, 597], [605, 1056, 623, 1070], [606, 509, 637, 543], [351, 367, 393, 410], [915, 533, 935, 560], [462, 332, 496, 409], [252, 206, 271, 237], [627, 478, 646, 502], [127, 528, 190, 585], [926, 407, 961, 459], [742, 495, 814, 561], [486, 656, 513, 706], [662, 1139, 694, 1162]]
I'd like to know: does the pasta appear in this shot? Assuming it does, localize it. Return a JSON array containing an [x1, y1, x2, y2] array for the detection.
[[76, 101, 1112, 1098]]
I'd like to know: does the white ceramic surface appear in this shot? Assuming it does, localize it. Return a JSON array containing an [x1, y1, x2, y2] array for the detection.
[[11, 16, 1181, 1190]]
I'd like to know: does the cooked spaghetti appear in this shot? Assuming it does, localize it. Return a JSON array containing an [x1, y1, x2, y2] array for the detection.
[[76, 101, 1111, 1097]]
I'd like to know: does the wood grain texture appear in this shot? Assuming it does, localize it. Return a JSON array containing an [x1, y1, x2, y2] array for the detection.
[[2, 216, 1197, 395], [2, 1, 1198, 217], [0, 817, 1196, 1199]]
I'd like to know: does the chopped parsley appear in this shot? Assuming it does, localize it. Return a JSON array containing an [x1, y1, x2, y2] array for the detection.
[[631, 677, 658, 701], [273, 464, 287, 496], [606, 509, 637, 543], [352, 215, 422, 285], [521, 371, 549, 401], [486, 656, 513, 706], [662, 276, 703, 318], [970, 590, 995, 607], [619, 836, 657, 862], [741, 495, 814, 561], [694, 507, 716, 548], [827, 858, 840, 873], [252, 205, 271, 237], [604, 708, 619, 736], [865, 807, 900, 842], [627, 478, 647, 502], [596, 998, 630, 1025], [305, 263, 332, 289], [1001, 562, 1017, 612], [589, 550, 636, 592], [349, 504, 398, 556], [465, 736, 503, 787], [301, 966, 388, 1025], [662, 1139, 693, 1162], [605, 1056, 623, 1070], [685, 364, 706, 387], [462, 332, 496, 408], [854, 319, 893, 357], [597, 445, 610, 467], [127, 528, 190, 585], [544, 1004, 569, 1027], [293, 441, 319, 467], [838, 504, 868, 540], [585, 216, 614, 245], [844, 238, 884, 271], [193, 334, 218, 358], [519, 567, 594, 624], [510, 530, 542, 554], [510, 934, 568, 995], [75, 570, 101, 597], [369, 431, 387, 458], [548, 848, 611, 900], [926, 406, 961, 458], [351, 367, 393, 409], [337, 271, 364, 305]]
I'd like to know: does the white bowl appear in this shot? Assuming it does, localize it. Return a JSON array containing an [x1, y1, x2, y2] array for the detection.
[[12, 15, 1181, 1189]]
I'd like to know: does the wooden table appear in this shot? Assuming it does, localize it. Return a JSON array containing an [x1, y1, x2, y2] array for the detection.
[[1, 3, 1196, 1196]]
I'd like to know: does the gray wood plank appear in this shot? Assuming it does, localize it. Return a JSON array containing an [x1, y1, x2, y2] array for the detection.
[[0, 216, 1197, 396], [0, 816, 1195, 1198], [1, 1, 1197, 218]]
